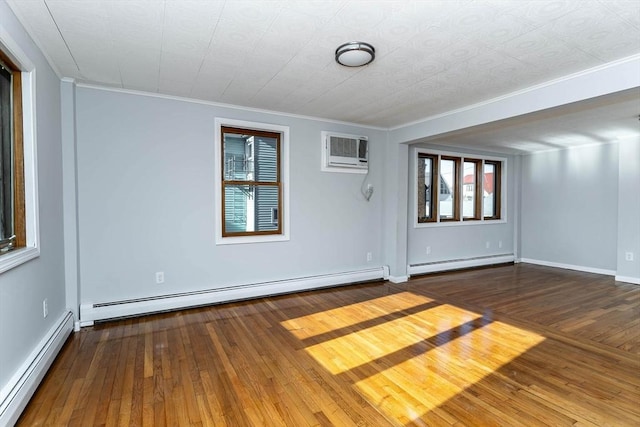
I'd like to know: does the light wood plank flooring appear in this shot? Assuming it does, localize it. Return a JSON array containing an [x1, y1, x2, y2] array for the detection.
[[18, 264, 640, 426]]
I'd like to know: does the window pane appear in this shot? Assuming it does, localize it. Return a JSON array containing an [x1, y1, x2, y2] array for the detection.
[[417, 156, 434, 222], [463, 161, 476, 218], [224, 184, 280, 234], [0, 64, 13, 245], [484, 163, 496, 218], [439, 159, 456, 219], [223, 132, 277, 183]]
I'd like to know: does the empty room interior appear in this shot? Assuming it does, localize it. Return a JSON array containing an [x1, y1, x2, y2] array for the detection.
[[1, 0, 639, 425]]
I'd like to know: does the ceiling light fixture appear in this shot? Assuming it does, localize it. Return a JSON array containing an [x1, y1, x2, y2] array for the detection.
[[335, 41, 375, 67]]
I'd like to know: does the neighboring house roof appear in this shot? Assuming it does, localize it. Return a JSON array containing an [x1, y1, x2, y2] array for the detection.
[[464, 173, 494, 194]]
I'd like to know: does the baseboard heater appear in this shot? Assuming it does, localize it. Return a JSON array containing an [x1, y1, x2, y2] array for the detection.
[[80, 266, 389, 326], [408, 254, 515, 277], [0, 311, 73, 426]]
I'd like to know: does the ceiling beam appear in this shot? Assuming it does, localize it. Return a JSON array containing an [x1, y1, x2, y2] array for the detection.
[[390, 54, 640, 145]]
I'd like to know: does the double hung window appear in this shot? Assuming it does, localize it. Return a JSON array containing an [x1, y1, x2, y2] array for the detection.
[[215, 118, 289, 245], [221, 126, 282, 237]]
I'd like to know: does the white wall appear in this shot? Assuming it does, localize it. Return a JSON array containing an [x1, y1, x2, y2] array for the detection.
[[0, 0, 66, 405], [520, 143, 619, 273], [73, 87, 385, 306], [407, 144, 516, 267], [616, 137, 640, 282]]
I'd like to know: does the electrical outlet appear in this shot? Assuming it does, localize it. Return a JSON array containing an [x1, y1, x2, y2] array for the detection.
[[426, 246, 431, 255], [499, 240, 503, 249], [156, 271, 165, 284], [366, 252, 372, 262], [486, 241, 490, 249], [42, 299, 48, 318], [625, 252, 634, 262]]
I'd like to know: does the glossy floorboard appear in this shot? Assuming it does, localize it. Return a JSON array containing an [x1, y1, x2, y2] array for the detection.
[[18, 264, 640, 426]]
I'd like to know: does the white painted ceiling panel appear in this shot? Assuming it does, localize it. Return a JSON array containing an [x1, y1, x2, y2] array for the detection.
[[158, 76, 193, 98], [606, 0, 640, 28], [159, 51, 202, 82], [6, 0, 75, 76], [44, 1, 109, 36], [190, 72, 232, 101], [4, 0, 639, 152]]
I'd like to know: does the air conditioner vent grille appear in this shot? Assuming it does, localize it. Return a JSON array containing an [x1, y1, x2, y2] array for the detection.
[[330, 136, 358, 157]]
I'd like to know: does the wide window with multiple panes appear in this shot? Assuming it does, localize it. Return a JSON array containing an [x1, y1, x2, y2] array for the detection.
[[0, 50, 25, 255], [417, 151, 504, 224], [220, 126, 282, 237]]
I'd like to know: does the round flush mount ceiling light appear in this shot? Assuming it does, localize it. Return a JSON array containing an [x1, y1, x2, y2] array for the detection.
[[335, 41, 375, 67]]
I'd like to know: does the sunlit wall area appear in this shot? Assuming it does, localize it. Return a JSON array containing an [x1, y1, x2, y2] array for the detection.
[[520, 141, 626, 275]]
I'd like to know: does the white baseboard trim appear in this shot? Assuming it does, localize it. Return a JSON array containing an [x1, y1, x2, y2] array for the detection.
[[80, 267, 387, 325], [388, 275, 409, 284], [408, 254, 515, 276], [0, 311, 73, 426], [615, 275, 640, 285], [520, 258, 616, 276]]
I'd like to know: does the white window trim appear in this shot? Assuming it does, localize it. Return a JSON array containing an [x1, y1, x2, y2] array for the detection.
[[413, 148, 507, 228], [0, 27, 40, 274], [214, 117, 290, 245]]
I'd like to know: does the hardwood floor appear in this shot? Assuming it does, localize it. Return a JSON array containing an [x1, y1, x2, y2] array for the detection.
[[18, 264, 640, 426]]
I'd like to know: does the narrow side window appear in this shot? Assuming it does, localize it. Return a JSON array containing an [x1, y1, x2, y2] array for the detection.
[[483, 161, 501, 220], [0, 50, 25, 255], [417, 153, 438, 223], [463, 158, 482, 220], [439, 156, 460, 221]]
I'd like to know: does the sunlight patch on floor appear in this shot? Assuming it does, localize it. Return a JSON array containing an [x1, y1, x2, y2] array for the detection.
[[280, 292, 435, 340], [354, 318, 545, 424], [282, 292, 545, 425], [304, 303, 481, 375]]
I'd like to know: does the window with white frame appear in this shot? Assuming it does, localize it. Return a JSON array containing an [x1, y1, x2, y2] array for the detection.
[[0, 36, 39, 273], [0, 49, 24, 254], [214, 118, 289, 245], [221, 126, 281, 237], [417, 151, 504, 225]]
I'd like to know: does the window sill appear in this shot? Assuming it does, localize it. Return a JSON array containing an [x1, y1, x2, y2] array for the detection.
[[415, 219, 507, 228], [0, 246, 39, 274], [216, 234, 290, 246]]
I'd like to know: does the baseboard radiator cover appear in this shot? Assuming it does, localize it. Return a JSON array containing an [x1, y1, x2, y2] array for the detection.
[[0, 311, 73, 426], [80, 266, 389, 325], [408, 254, 515, 276]]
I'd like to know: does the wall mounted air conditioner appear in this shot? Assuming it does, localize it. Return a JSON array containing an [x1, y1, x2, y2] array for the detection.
[[321, 131, 368, 174]]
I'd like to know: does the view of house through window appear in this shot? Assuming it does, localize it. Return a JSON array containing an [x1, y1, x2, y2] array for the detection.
[[417, 151, 503, 224], [416, 154, 436, 222], [0, 51, 24, 254], [463, 158, 482, 220], [221, 126, 282, 237], [483, 161, 501, 219], [439, 157, 459, 220]]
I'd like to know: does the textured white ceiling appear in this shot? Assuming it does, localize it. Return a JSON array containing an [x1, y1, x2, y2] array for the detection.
[[6, 0, 640, 146]]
